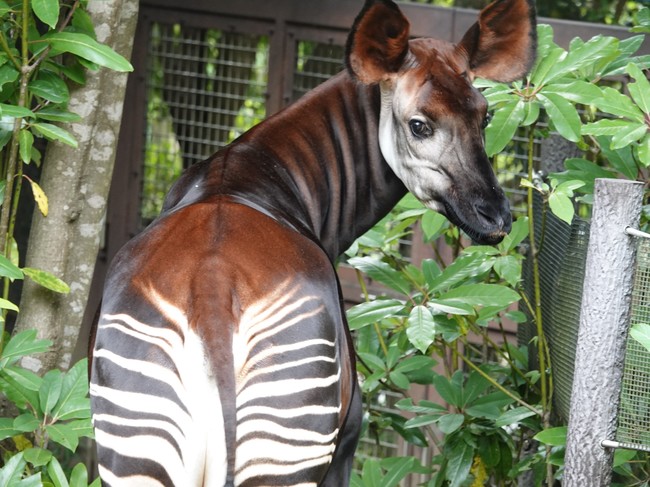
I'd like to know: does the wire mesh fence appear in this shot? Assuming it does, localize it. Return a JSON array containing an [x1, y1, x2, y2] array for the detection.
[[519, 194, 591, 422], [617, 237, 650, 450], [141, 22, 268, 226]]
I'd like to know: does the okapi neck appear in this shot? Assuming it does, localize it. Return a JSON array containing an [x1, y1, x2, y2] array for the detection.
[[168, 71, 407, 262]]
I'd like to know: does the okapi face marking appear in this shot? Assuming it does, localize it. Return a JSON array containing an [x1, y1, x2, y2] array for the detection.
[[347, 0, 536, 244]]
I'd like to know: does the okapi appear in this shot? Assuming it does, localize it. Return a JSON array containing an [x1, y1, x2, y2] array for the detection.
[[89, 0, 536, 485]]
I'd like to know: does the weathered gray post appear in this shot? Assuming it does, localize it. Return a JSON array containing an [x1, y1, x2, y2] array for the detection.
[[564, 178, 645, 486]]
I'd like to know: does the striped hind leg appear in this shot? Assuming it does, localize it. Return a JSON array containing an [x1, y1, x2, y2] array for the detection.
[[90, 310, 227, 486]]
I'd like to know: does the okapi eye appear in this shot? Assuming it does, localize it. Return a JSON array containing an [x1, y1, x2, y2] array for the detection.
[[409, 119, 433, 138], [482, 113, 492, 129]]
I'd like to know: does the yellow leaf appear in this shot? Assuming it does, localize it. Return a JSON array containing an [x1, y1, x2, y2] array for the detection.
[[12, 434, 32, 452], [27, 179, 48, 217], [470, 455, 488, 487]]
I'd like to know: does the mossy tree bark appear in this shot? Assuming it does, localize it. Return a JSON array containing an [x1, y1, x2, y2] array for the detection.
[[14, 0, 139, 374]]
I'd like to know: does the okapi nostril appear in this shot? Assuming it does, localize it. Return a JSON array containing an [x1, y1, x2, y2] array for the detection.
[[474, 202, 503, 228]]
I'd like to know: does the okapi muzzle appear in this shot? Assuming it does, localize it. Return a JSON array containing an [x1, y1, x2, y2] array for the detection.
[[90, 0, 536, 485]]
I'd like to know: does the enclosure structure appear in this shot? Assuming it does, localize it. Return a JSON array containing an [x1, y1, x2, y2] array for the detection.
[[80, 0, 650, 483], [564, 179, 644, 486]]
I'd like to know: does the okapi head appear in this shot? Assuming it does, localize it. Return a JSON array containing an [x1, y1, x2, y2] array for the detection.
[[346, 0, 536, 244]]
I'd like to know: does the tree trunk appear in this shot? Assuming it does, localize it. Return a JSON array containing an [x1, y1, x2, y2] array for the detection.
[[14, 0, 139, 374]]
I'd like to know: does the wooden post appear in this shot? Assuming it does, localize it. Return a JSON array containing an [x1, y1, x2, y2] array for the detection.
[[564, 178, 645, 486]]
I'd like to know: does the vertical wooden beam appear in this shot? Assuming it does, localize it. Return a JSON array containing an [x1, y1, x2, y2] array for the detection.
[[565, 178, 645, 486]]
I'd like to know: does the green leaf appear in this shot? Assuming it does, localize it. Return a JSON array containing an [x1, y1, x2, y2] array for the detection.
[[69, 463, 89, 487], [52, 359, 90, 421], [19, 129, 33, 164], [0, 253, 23, 280], [0, 330, 51, 368], [446, 439, 474, 487], [462, 369, 492, 406], [0, 63, 19, 92], [482, 86, 517, 106], [60, 61, 86, 85], [534, 24, 556, 61], [534, 426, 567, 446], [555, 35, 618, 80], [485, 99, 525, 156], [421, 211, 448, 241], [428, 252, 495, 293], [397, 398, 447, 415], [421, 259, 442, 287], [0, 297, 18, 312], [40, 369, 63, 415], [596, 137, 638, 180], [23, 447, 52, 467], [13, 413, 40, 433], [0, 366, 41, 409], [406, 305, 438, 354], [593, 86, 644, 122], [357, 352, 385, 374], [521, 100, 540, 127], [465, 391, 515, 419], [551, 157, 616, 194], [612, 123, 648, 150], [627, 63, 650, 115], [0, 104, 35, 119], [42, 32, 133, 72], [613, 449, 638, 468], [380, 457, 417, 487], [388, 370, 409, 389], [548, 192, 574, 225], [637, 136, 650, 167], [529, 46, 565, 87], [394, 355, 437, 374], [32, 0, 59, 29], [29, 70, 69, 104], [433, 373, 461, 408], [428, 299, 474, 316], [347, 256, 410, 295], [0, 1, 12, 17], [542, 80, 603, 106], [582, 118, 637, 137], [71, 8, 96, 38], [361, 459, 382, 487], [498, 216, 529, 253], [554, 180, 584, 196], [495, 406, 537, 427], [538, 93, 581, 142], [404, 413, 443, 429], [438, 283, 521, 309], [0, 417, 20, 441], [438, 413, 464, 434], [0, 452, 27, 486], [47, 457, 69, 487], [46, 418, 93, 452], [32, 123, 77, 148], [346, 299, 405, 331], [478, 436, 501, 468], [22, 268, 70, 294], [35, 107, 82, 123], [630, 323, 650, 354], [494, 255, 521, 287]]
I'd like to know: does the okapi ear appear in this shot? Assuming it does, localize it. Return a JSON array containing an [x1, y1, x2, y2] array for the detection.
[[458, 0, 537, 83], [345, 0, 410, 84]]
